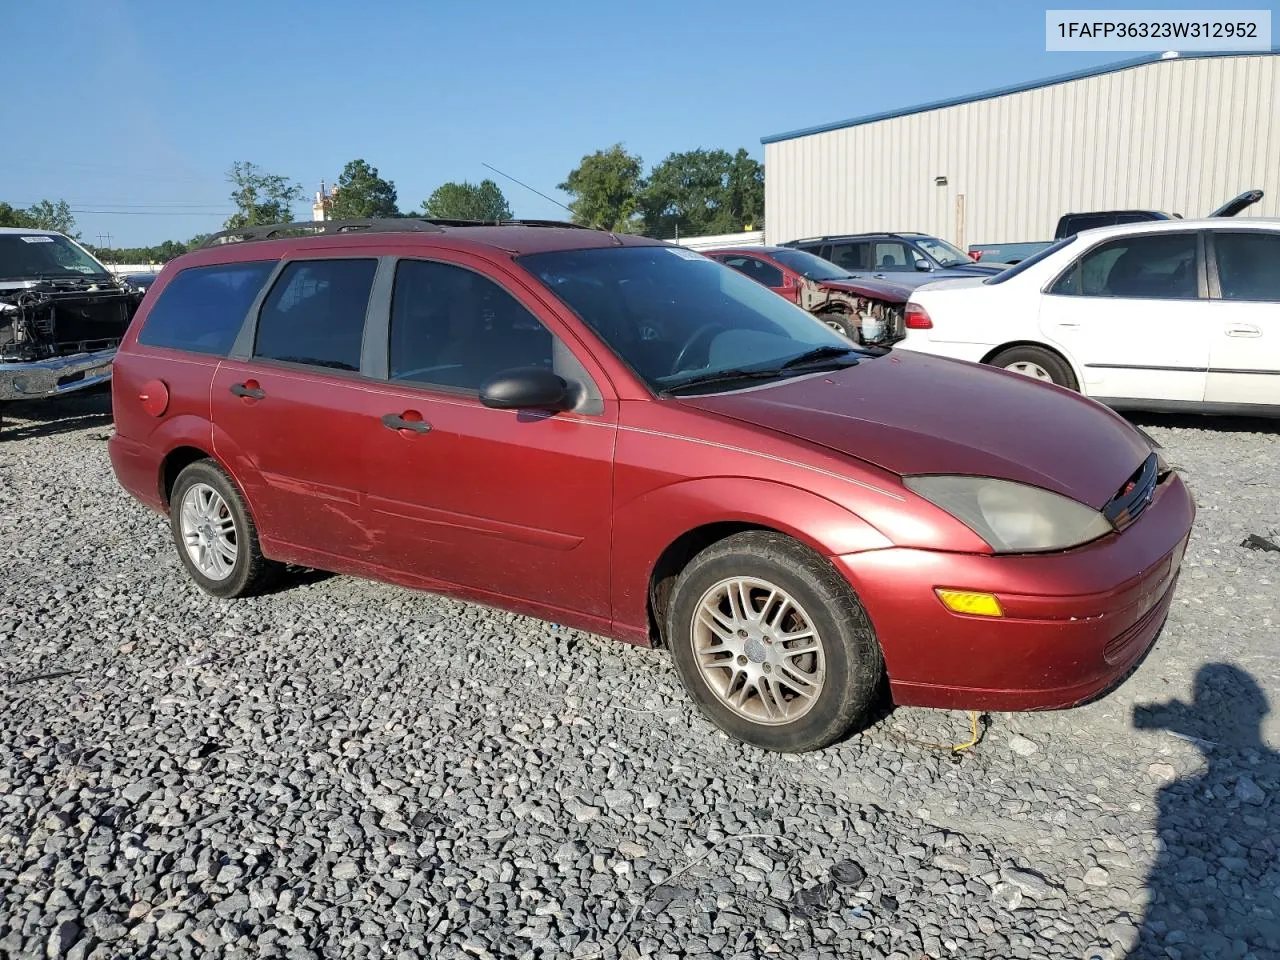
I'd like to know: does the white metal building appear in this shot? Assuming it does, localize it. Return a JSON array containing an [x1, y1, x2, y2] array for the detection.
[[761, 50, 1279, 250]]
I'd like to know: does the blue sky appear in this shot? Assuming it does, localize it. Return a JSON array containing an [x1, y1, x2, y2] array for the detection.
[[1, 0, 1244, 246]]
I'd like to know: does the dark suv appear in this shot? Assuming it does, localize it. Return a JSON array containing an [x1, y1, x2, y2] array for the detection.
[[781, 232, 1010, 289]]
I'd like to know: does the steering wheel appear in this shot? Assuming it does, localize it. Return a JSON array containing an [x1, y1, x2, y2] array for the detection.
[[670, 323, 727, 375]]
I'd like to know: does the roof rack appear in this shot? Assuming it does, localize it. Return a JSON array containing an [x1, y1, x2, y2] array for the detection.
[[199, 216, 598, 248]]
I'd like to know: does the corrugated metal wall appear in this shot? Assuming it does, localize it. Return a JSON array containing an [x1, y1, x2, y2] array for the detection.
[[764, 54, 1279, 248]]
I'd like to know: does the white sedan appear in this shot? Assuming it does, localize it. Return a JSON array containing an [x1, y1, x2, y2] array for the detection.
[[896, 219, 1280, 416]]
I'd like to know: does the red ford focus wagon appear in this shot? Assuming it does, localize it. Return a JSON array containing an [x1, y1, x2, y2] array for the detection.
[[108, 218, 1195, 753]]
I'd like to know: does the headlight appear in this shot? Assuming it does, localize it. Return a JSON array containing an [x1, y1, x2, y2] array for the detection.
[[904, 475, 1113, 553]]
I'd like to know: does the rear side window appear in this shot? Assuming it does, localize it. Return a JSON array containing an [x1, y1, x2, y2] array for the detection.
[[254, 259, 377, 371], [827, 242, 871, 271], [1214, 232, 1280, 301], [136, 261, 274, 356], [1050, 233, 1199, 299], [722, 256, 784, 287]]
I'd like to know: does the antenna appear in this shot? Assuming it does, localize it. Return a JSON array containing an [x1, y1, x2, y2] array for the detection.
[[482, 162, 575, 216]]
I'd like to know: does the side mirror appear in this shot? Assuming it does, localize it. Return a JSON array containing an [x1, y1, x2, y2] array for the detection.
[[914, 259, 933, 272], [479, 367, 569, 411]]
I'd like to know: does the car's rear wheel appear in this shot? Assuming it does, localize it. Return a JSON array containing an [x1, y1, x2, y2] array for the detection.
[[169, 459, 279, 599], [987, 345, 1079, 391], [666, 531, 885, 752]]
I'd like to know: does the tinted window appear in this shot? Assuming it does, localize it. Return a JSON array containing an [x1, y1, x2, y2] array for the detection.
[[254, 259, 377, 371], [389, 259, 555, 390], [137, 261, 275, 356], [1050, 234, 1198, 299], [1215, 232, 1280, 301], [827, 242, 871, 271], [0, 233, 110, 280], [722, 255, 784, 287]]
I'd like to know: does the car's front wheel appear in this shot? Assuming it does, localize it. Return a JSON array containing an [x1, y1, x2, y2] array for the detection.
[[169, 459, 279, 599], [666, 531, 885, 752], [987, 345, 1079, 391]]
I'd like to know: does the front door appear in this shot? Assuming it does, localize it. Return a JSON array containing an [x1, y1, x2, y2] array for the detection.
[[1037, 231, 1209, 403], [359, 255, 618, 624], [1204, 230, 1280, 408]]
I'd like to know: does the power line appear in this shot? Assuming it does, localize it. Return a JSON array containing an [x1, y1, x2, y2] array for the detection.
[[482, 162, 574, 215]]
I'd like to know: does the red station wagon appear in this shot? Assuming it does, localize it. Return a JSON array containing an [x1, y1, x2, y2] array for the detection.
[[108, 218, 1195, 753]]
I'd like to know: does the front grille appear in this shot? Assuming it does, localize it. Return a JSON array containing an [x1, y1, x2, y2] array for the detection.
[[1103, 453, 1159, 533]]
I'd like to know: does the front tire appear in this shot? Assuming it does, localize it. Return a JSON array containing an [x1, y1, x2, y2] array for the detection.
[[169, 460, 279, 599], [817, 309, 859, 343], [987, 345, 1079, 391], [666, 531, 885, 753]]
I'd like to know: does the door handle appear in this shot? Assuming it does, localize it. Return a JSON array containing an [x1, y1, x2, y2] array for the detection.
[[1225, 325, 1262, 338], [229, 381, 265, 400], [381, 412, 432, 435], [1055, 321, 1082, 328]]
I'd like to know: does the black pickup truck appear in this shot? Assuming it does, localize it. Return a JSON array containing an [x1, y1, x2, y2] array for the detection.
[[969, 188, 1264, 264]]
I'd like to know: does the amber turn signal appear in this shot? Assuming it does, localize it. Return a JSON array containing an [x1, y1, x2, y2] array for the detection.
[[935, 589, 1004, 617]]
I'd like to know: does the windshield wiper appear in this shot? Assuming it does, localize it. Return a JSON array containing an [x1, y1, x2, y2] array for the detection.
[[778, 345, 860, 370], [660, 367, 789, 396]]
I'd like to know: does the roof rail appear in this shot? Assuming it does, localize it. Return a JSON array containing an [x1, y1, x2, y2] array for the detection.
[[199, 216, 599, 248]]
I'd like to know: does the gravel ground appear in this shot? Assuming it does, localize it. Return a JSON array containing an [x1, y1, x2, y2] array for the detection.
[[1, 390, 1278, 960]]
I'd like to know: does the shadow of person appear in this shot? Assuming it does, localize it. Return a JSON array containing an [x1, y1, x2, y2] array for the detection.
[[1131, 664, 1280, 958]]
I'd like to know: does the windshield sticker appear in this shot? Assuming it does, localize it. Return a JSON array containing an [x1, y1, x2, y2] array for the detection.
[[20, 236, 55, 243], [665, 247, 708, 261]]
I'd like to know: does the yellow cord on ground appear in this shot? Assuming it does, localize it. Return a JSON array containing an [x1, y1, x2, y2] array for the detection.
[[951, 710, 981, 753]]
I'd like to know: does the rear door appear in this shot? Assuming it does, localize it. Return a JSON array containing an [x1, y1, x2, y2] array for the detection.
[[1204, 229, 1280, 408], [1037, 231, 1209, 403], [210, 255, 386, 557], [116, 260, 277, 453], [357, 253, 618, 623]]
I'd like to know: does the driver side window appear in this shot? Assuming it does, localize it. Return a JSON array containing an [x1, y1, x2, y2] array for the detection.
[[388, 259, 556, 391]]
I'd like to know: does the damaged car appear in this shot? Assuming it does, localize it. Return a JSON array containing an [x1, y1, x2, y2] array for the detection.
[[0, 228, 142, 434], [705, 246, 909, 346]]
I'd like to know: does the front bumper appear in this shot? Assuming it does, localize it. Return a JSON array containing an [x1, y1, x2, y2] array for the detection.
[[0, 348, 116, 402], [836, 470, 1196, 711]]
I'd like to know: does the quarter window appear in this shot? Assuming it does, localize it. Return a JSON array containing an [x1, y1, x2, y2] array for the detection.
[[137, 261, 275, 356], [1214, 232, 1280, 301], [388, 259, 555, 391], [254, 258, 377, 371], [1050, 234, 1199, 300]]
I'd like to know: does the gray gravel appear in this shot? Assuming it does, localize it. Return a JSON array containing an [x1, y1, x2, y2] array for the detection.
[[2, 391, 1278, 960]]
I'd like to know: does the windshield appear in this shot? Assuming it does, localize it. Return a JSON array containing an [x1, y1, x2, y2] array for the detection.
[[912, 236, 973, 267], [0, 233, 110, 281], [768, 248, 852, 281], [984, 235, 1078, 285], [518, 245, 860, 394]]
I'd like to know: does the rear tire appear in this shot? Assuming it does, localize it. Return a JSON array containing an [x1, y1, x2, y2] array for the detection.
[[169, 460, 280, 599], [666, 531, 885, 753], [987, 345, 1079, 391]]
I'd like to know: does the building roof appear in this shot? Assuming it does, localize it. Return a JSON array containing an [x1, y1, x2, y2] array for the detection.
[[761, 49, 1280, 145]]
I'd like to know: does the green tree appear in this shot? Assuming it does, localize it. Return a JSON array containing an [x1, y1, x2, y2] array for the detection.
[[639, 148, 764, 239], [23, 199, 78, 236], [557, 144, 644, 232], [225, 161, 304, 229], [421, 179, 512, 221], [0, 202, 36, 229], [327, 159, 399, 219]]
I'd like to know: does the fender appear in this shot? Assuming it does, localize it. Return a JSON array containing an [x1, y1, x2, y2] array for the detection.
[[610, 476, 893, 642]]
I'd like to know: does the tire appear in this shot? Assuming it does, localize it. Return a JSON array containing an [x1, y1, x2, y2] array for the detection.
[[168, 459, 280, 599], [817, 309, 859, 343], [666, 531, 885, 753], [987, 345, 1079, 391]]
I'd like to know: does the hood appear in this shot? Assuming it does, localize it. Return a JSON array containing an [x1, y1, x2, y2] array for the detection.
[[679, 350, 1152, 509], [820, 277, 913, 303]]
